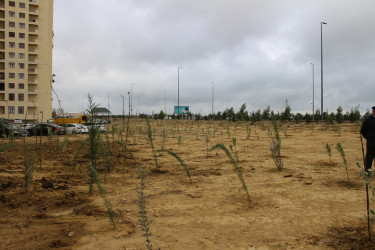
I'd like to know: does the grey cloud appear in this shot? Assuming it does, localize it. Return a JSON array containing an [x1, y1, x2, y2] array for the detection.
[[52, 0, 375, 115]]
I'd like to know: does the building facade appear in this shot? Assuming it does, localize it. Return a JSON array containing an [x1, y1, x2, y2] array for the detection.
[[0, 0, 53, 123]]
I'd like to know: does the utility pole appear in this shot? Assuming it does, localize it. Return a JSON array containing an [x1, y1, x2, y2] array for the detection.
[[321, 21, 327, 120], [177, 67, 182, 116], [310, 63, 314, 121]]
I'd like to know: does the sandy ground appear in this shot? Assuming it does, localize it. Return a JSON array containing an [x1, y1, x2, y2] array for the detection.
[[0, 119, 374, 250]]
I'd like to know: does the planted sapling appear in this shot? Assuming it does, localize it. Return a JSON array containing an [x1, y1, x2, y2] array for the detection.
[[210, 143, 251, 202], [269, 119, 283, 170], [336, 142, 349, 183], [325, 143, 332, 162], [146, 118, 158, 168], [137, 165, 152, 249]]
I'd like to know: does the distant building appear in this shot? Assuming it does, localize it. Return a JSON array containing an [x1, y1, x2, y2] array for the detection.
[[92, 107, 111, 116], [0, 0, 54, 122]]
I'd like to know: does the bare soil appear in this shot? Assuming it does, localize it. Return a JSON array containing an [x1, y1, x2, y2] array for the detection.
[[0, 119, 374, 249]]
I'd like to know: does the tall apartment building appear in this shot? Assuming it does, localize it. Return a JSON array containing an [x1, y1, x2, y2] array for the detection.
[[0, 0, 53, 123]]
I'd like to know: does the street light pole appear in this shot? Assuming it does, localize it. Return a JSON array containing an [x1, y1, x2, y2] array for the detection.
[[128, 91, 130, 117], [164, 91, 166, 115], [310, 63, 314, 121], [321, 21, 327, 121], [211, 82, 214, 115], [177, 67, 182, 117], [130, 83, 134, 116], [121, 94, 124, 127]]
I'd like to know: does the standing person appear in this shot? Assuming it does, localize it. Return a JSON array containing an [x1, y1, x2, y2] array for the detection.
[[361, 106, 375, 173]]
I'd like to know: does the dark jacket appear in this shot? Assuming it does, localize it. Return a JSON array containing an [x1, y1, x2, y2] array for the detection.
[[361, 115, 375, 148]]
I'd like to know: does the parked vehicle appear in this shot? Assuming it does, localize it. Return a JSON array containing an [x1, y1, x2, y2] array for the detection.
[[76, 124, 88, 134], [62, 123, 81, 134], [27, 123, 66, 136], [96, 124, 107, 132], [0, 124, 28, 137], [9, 125, 29, 137], [0, 118, 8, 124], [13, 119, 22, 124], [54, 114, 89, 125], [19, 123, 34, 130], [83, 123, 107, 132]]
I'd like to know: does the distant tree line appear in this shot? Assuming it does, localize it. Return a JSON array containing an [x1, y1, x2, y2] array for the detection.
[[150, 103, 364, 123]]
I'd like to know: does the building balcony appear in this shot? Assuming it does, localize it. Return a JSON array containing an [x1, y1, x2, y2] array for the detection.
[[27, 98, 38, 105], [28, 56, 38, 64], [28, 86, 37, 92], [29, 8, 38, 14], [28, 79, 37, 84], [28, 67, 37, 74], [28, 27, 38, 33], [28, 49, 38, 55], [29, 0, 38, 5], [29, 18, 38, 25], [28, 36, 38, 42]]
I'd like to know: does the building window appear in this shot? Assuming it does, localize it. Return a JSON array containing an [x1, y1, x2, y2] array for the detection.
[[18, 43, 25, 49], [18, 73, 24, 79], [0, 83, 5, 91], [18, 106, 24, 114], [19, 13, 25, 18], [8, 93, 15, 101], [9, 52, 15, 58], [19, 23, 25, 29], [18, 94, 24, 101], [8, 21, 15, 28], [18, 53, 25, 59], [8, 11, 15, 17], [8, 62, 15, 68], [18, 83, 24, 89], [19, 2, 25, 8], [8, 83, 15, 88], [9, 42, 15, 48], [8, 31, 15, 37], [18, 63, 24, 69], [19, 33, 25, 39], [8, 73, 15, 78], [8, 1, 15, 7], [8, 106, 15, 114]]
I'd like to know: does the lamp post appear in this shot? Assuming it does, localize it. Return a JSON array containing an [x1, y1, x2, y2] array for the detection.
[[211, 82, 214, 115], [128, 91, 130, 116], [121, 94, 124, 127], [321, 21, 327, 121], [177, 67, 182, 116], [310, 63, 314, 121], [164, 91, 166, 115], [130, 83, 134, 116]]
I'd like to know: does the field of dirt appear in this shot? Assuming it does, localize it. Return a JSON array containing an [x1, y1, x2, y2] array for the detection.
[[0, 119, 374, 249]]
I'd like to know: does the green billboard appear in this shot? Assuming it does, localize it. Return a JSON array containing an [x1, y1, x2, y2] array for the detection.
[[174, 106, 190, 114]]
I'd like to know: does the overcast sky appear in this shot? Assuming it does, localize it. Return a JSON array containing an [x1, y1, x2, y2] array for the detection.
[[52, 0, 375, 116]]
